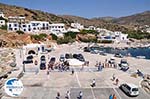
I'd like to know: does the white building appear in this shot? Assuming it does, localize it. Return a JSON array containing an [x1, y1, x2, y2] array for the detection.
[[114, 31, 128, 42], [98, 30, 128, 42], [22, 43, 47, 56], [88, 26, 96, 30], [67, 28, 80, 32], [0, 20, 5, 27], [49, 23, 67, 36], [146, 28, 150, 33], [21, 21, 49, 33], [0, 11, 4, 18], [7, 17, 49, 33], [71, 23, 84, 30]]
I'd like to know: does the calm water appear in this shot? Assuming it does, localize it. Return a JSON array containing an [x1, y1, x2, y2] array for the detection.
[[95, 47, 150, 59]]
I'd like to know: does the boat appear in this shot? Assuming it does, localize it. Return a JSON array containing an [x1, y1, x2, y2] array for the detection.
[[136, 56, 146, 59]]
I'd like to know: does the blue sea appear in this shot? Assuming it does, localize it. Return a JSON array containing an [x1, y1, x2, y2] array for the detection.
[[98, 47, 150, 59]]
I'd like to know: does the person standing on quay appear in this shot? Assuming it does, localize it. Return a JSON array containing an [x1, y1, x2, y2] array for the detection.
[[113, 94, 117, 99], [109, 94, 113, 99], [116, 78, 119, 85]]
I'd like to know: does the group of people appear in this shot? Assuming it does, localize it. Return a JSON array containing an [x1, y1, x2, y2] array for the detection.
[[95, 61, 104, 71], [56, 91, 83, 99], [109, 94, 117, 99]]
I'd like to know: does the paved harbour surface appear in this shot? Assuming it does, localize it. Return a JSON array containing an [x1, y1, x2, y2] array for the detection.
[[2, 43, 150, 99]]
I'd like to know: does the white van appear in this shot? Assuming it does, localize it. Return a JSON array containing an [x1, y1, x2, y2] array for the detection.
[[120, 83, 139, 96]]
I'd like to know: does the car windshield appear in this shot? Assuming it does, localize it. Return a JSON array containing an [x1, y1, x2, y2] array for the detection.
[[132, 88, 138, 91], [121, 60, 127, 63]]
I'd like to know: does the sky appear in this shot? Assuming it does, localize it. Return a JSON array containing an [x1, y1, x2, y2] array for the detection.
[[0, 0, 150, 18]]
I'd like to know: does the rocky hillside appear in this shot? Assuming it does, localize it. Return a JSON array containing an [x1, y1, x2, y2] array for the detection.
[[0, 3, 71, 24], [112, 11, 150, 27]]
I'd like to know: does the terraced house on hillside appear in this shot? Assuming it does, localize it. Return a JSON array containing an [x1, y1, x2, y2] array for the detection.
[[7, 16, 49, 34]]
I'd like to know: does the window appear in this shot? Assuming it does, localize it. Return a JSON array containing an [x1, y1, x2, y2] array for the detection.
[[9, 24, 11, 27], [28, 28, 31, 31], [14, 28, 17, 30], [24, 29, 26, 32], [14, 24, 17, 27], [126, 85, 131, 91], [22, 25, 26, 27], [9, 28, 12, 31]]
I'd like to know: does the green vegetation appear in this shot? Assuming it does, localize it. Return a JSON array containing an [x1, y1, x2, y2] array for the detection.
[[0, 25, 7, 30], [31, 33, 47, 40], [57, 32, 77, 44], [0, 17, 8, 22], [16, 30, 24, 34], [79, 38, 97, 43], [57, 36, 75, 44], [50, 34, 58, 40], [125, 30, 150, 40], [64, 32, 78, 39], [97, 40, 113, 43], [80, 30, 99, 34]]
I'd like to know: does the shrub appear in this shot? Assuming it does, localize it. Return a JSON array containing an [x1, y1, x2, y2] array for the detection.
[[16, 30, 24, 34], [57, 36, 75, 44], [64, 32, 77, 39], [97, 40, 113, 43], [31, 33, 47, 40], [50, 34, 58, 40], [80, 29, 98, 34], [79, 38, 97, 43], [126, 30, 150, 40], [0, 25, 7, 30]]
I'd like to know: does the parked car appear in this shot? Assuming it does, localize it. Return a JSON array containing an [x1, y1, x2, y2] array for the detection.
[[84, 47, 91, 52], [9, 62, 16, 67], [108, 57, 115, 64], [90, 50, 99, 54], [119, 59, 129, 71], [99, 51, 107, 56], [23, 60, 33, 64], [40, 63, 46, 70], [120, 83, 139, 97], [49, 57, 56, 64], [40, 55, 46, 63], [114, 53, 123, 58], [73, 54, 85, 62], [59, 54, 65, 62], [65, 53, 70, 59]]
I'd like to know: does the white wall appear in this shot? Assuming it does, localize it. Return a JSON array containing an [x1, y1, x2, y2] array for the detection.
[[49, 23, 67, 35], [0, 20, 5, 26], [0, 12, 4, 18]]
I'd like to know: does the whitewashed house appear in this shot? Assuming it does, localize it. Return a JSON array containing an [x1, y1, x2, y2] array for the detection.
[[98, 29, 128, 42], [114, 31, 128, 42], [0, 20, 5, 27], [21, 21, 49, 33], [7, 16, 26, 32], [7, 16, 50, 33], [67, 28, 80, 32], [7, 22, 20, 31], [22, 43, 47, 56], [88, 26, 96, 30], [146, 28, 150, 33], [71, 23, 84, 30], [49, 23, 67, 36], [0, 11, 4, 18]]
